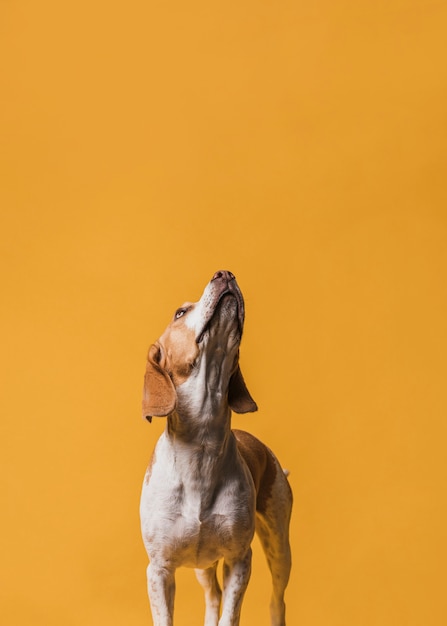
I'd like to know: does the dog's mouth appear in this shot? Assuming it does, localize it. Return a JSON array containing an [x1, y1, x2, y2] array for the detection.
[[197, 289, 244, 344]]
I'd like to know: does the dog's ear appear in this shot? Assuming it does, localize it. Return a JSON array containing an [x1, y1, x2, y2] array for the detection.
[[142, 343, 176, 421], [228, 364, 258, 414]]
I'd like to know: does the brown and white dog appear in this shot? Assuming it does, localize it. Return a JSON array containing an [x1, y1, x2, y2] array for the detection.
[[140, 271, 292, 626]]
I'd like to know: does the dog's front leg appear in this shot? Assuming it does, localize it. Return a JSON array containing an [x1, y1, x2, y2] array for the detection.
[[146, 563, 176, 626], [219, 549, 252, 626]]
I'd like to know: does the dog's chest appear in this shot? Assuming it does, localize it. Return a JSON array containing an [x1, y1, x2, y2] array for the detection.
[[140, 437, 256, 568]]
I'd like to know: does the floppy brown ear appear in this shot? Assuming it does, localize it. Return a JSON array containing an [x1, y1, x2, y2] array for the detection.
[[228, 364, 258, 414], [142, 343, 176, 421]]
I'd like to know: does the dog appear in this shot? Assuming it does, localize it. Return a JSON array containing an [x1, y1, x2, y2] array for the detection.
[[140, 270, 292, 626]]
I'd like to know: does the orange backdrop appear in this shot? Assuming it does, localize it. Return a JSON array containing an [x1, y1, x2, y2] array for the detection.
[[1, 1, 446, 625]]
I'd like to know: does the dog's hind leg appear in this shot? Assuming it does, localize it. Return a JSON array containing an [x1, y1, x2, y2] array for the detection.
[[195, 562, 222, 626], [255, 471, 292, 626]]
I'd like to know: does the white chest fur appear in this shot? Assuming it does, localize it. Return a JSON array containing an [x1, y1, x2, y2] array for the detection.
[[140, 431, 256, 569]]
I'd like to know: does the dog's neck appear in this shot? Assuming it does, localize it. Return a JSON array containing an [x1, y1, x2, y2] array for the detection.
[[164, 375, 235, 496], [166, 341, 237, 453]]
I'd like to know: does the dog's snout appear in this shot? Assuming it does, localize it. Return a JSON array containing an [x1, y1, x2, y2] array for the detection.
[[212, 270, 235, 283]]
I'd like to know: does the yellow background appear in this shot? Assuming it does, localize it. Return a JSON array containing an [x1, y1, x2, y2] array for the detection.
[[1, 1, 446, 624]]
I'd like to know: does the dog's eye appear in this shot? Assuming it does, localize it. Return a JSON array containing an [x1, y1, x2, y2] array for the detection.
[[174, 307, 187, 320]]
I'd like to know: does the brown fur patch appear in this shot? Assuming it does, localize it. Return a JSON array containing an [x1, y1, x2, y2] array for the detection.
[[234, 429, 278, 515], [159, 324, 199, 386]]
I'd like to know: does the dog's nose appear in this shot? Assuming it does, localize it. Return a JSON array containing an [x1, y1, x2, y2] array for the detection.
[[212, 270, 235, 283]]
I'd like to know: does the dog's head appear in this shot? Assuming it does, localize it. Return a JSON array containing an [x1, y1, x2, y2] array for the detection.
[[142, 270, 258, 421]]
